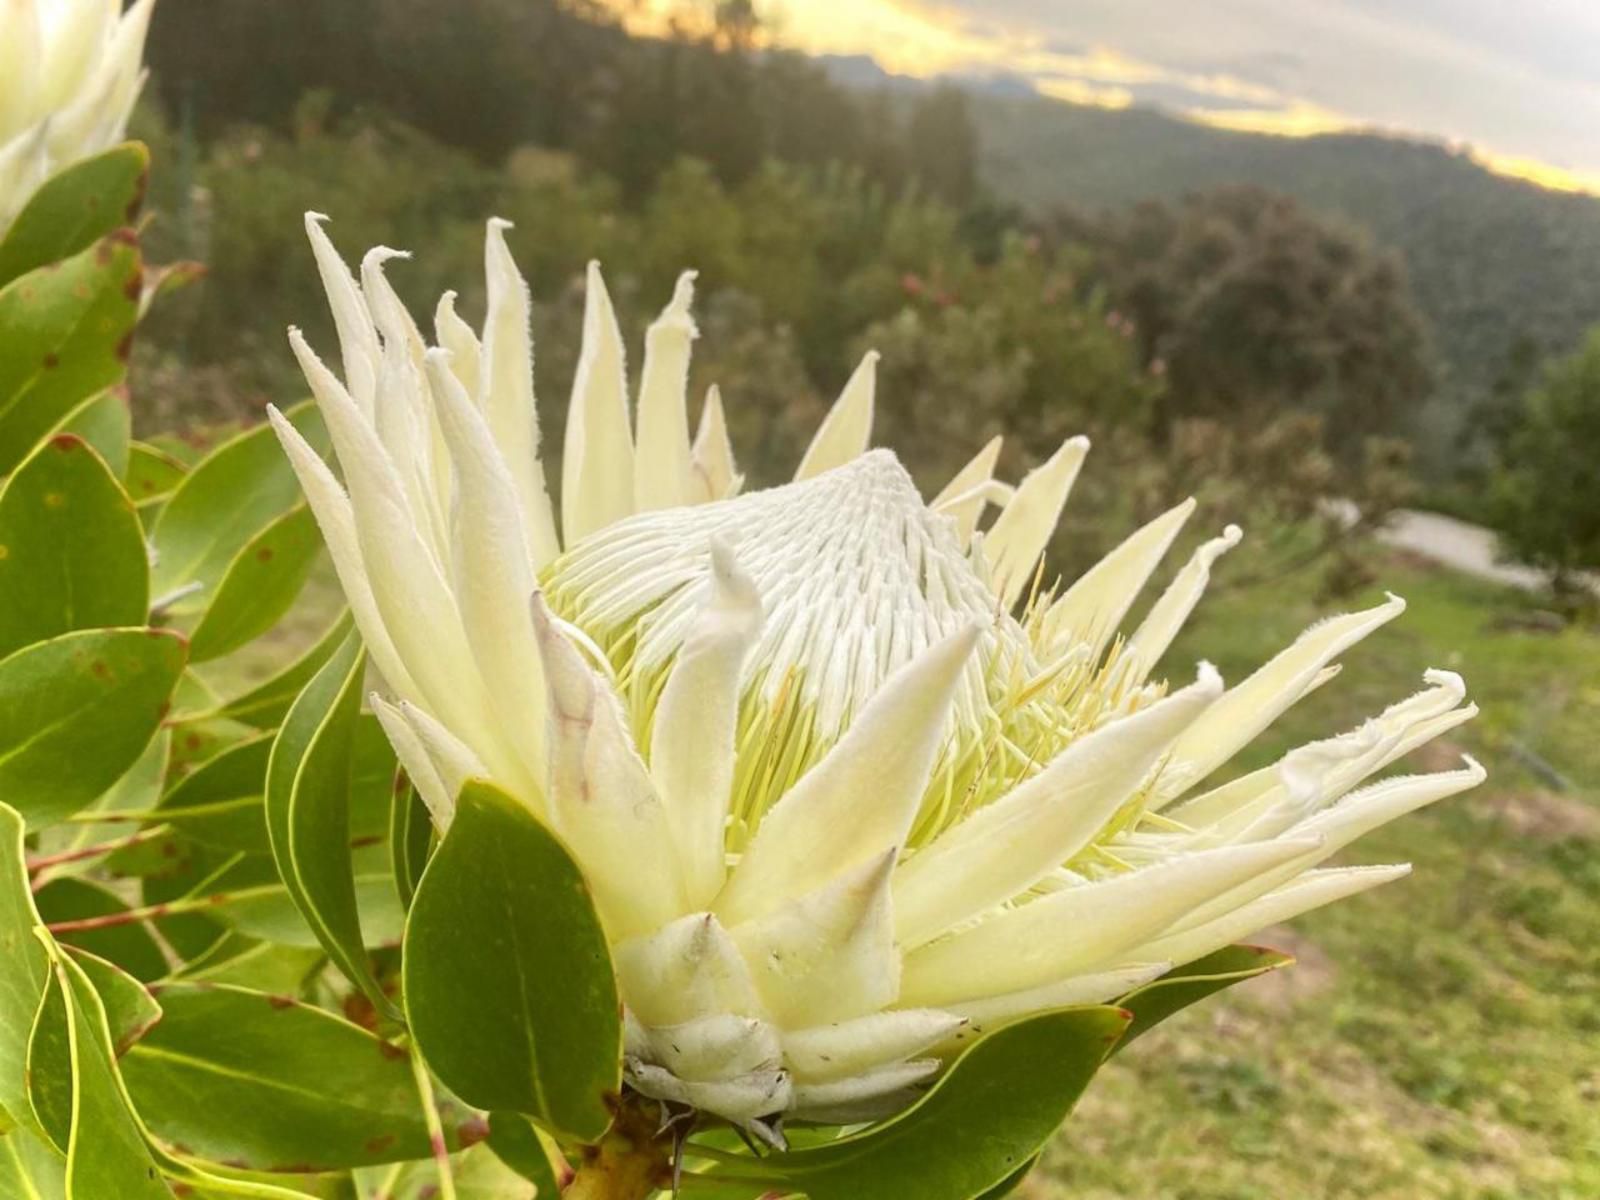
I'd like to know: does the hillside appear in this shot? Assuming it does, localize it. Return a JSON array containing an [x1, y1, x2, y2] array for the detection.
[[969, 91, 1600, 430]]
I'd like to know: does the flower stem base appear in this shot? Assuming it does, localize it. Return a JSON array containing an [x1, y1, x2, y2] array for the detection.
[[563, 1095, 673, 1200]]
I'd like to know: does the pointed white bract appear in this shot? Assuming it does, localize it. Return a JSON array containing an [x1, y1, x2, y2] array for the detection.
[[282, 217, 1483, 1132], [0, 0, 153, 231]]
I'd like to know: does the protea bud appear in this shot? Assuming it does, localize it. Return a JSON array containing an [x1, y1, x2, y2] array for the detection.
[[271, 214, 1483, 1136], [0, 0, 153, 230]]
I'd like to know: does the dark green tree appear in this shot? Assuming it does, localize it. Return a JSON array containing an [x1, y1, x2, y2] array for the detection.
[[1486, 328, 1600, 591]]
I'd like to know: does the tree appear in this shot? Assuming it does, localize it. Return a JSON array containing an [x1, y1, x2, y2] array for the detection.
[[1486, 328, 1600, 592], [1075, 186, 1435, 458]]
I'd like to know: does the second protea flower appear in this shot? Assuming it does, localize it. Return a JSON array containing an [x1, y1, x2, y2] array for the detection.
[[272, 215, 1483, 1135], [0, 0, 154, 229]]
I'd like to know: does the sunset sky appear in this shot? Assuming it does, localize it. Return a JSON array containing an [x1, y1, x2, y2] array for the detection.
[[612, 0, 1600, 195]]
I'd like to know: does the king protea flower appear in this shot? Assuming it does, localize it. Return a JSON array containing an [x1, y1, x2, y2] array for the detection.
[[271, 214, 1484, 1133], [0, 0, 153, 229]]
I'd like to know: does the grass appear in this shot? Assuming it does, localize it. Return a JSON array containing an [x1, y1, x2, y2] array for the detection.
[[1035, 551, 1600, 1200]]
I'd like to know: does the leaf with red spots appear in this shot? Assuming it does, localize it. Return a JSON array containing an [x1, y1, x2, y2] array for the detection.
[[120, 983, 444, 1173], [0, 144, 149, 289], [212, 610, 353, 730], [0, 628, 185, 828], [0, 232, 140, 475], [0, 433, 148, 659], [124, 440, 186, 513], [188, 505, 322, 663], [55, 388, 132, 477], [403, 779, 621, 1144]]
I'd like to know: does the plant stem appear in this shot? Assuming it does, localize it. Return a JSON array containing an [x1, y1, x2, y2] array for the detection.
[[406, 1043, 458, 1200], [562, 1097, 672, 1200], [42, 883, 278, 934], [26, 823, 172, 871]]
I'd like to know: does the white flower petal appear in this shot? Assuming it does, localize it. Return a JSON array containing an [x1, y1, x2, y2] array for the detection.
[[633, 270, 698, 512], [943, 962, 1172, 1033], [1131, 865, 1413, 967], [302, 214, 379, 416], [612, 912, 762, 1027], [424, 349, 548, 795], [433, 291, 480, 400], [1151, 594, 1407, 807], [730, 848, 900, 1027], [790, 1058, 940, 1115], [1125, 524, 1242, 680], [533, 593, 688, 939], [651, 539, 762, 910], [690, 384, 740, 503], [1038, 498, 1195, 663], [931, 436, 1004, 547], [629, 1014, 781, 1083], [370, 694, 452, 828], [715, 624, 981, 927], [983, 435, 1090, 611], [782, 1010, 965, 1081], [628, 1062, 792, 1124], [894, 664, 1223, 949], [899, 838, 1321, 1006], [562, 260, 635, 545], [481, 219, 561, 568], [795, 350, 877, 480]]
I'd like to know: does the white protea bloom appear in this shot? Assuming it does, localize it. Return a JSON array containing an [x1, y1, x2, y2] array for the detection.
[[0, 0, 154, 230], [273, 215, 1484, 1134]]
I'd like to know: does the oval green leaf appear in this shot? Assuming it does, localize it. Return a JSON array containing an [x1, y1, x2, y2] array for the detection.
[[34, 878, 167, 983], [121, 983, 445, 1173], [0, 803, 52, 1137], [690, 1006, 1130, 1200], [213, 610, 353, 728], [0, 628, 186, 828], [54, 389, 132, 477], [125, 440, 186, 508], [0, 143, 148, 288], [188, 505, 322, 662], [148, 403, 326, 618], [403, 779, 621, 1144], [265, 632, 393, 1012], [61, 946, 162, 1058], [0, 434, 148, 659], [0, 232, 140, 475]]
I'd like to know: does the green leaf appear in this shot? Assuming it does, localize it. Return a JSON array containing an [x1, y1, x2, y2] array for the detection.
[[389, 781, 433, 909], [0, 434, 148, 659], [55, 390, 131, 477], [0, 144, 148, 288], [0, 804, 51, 1138], [404, 779, 621, 1143], [484, 1113, 562, 1196], [690, 1007, 1130, 1200], [32, 729, 170, 883], [34, 878, 167, 982], [0, 1124, 66, 1198], [174, 938, 326, 994], [157, 732, 274, 853], [976, 1158, 1039, 1198], [40, 951, 175, 1197], [121, 983, 446, 1172], [62, 946, 162, 1058], [0, 628, 186, 828], [1115, 944, 1295, 1049], [125, 440, 186, 507], [214, 610, 353, 728], [265, 631, 394, 1012], [0, 232, 141, 475], [188, 505, 322, 662], [149, 404, 326, 619]]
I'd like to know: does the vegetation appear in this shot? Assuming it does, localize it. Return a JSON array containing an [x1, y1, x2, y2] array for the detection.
[[1483, 330, 1600, 594], [1044, 551, 1600, 1200]]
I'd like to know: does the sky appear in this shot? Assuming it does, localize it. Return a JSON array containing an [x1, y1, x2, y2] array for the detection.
[[613, 0, 1600, 195]]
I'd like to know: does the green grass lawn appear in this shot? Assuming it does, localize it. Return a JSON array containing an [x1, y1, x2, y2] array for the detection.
[[1036, 551, 1600, 1200]]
